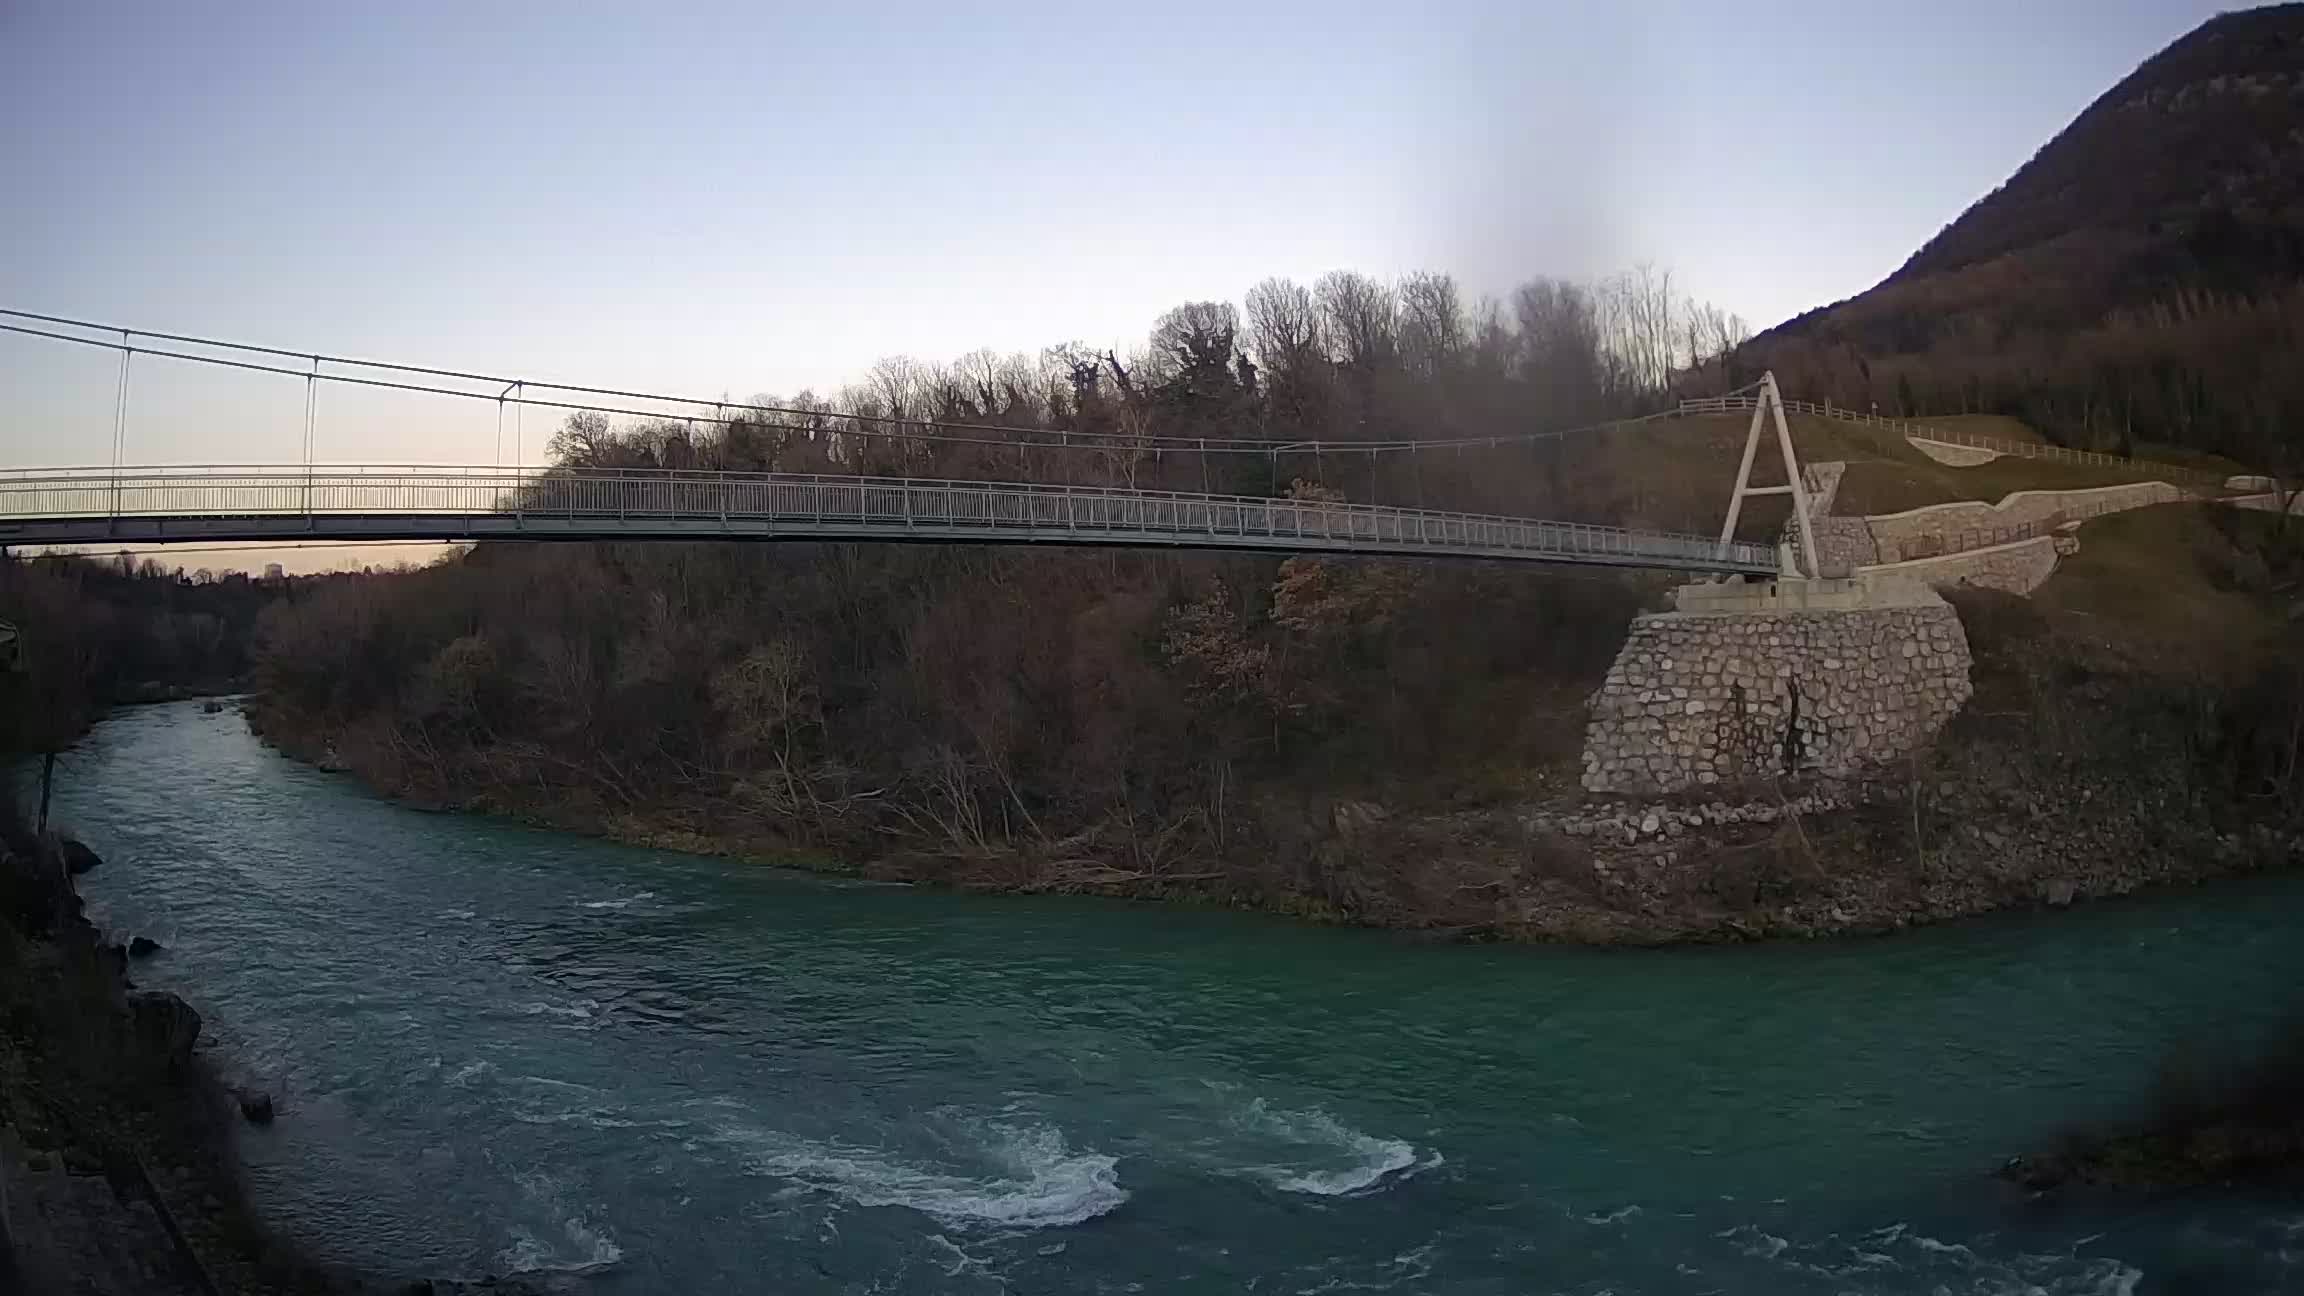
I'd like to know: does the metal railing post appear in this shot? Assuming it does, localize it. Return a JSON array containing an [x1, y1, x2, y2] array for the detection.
[[109, 338, 132, 525]]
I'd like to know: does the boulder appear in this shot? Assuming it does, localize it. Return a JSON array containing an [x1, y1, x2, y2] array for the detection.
[[201, 699, 225, 714], [127, 936, 163, 958], [125, 991, 202, 1078], [58, 838, 101, 876], [1998, 1154, 2070, 1191], [234, 1088, 276, 1125], [2043, 879, 2078, 908]]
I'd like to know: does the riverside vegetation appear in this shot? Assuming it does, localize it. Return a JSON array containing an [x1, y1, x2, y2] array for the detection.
[[240, 495, 2304, 943], [236, 245, 2304, 943]]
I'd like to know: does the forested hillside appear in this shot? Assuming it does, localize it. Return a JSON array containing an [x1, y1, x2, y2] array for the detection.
[[1747, 4, 2304, 470]]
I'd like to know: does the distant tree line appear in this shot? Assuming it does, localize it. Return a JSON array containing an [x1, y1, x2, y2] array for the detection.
[[519, 266, 1753, 522], [0, 555, 282, 757]]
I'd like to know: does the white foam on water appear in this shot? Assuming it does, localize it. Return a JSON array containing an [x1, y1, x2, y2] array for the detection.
[[1224, 1100, 1431, 1197], [1911, 1232, 1979, 1259], [925, 1232, 997, 1278], [1286, 1241, 1439, 1294], [510, 999, 600, 1026], [1717, 1224, 1789, 1259], [508, 1073, 601, 1094], [1721, 1219, 2150, 1296], [1863, 1222, 1909, 1247], [1583, 1204, 1642, 1226], [1973, 1259, 2147, 1296], [716, 1119, 1126, 1230], [500, 1171, 624, 1276], [507, 1103, 689, 1132], [578, 891, 656, 911], [445, 1059, 495, 1087], [436, 907, 475, 920]]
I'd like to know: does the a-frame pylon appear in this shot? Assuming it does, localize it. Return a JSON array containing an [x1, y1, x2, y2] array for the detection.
[[1717, 371, 1819, 579]]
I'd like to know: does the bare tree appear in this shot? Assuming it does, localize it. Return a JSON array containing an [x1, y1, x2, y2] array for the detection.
[[547, 410, 617, 467], [866, 355, 930, 423], [1149, 302, 1243, 382], [1245, 277, 1324, 428], [1245, 278, 1321, 375], [1315, 270, 1397, 371], [1514, 278, 1605, 418], [1596, 263, 1680, 395], [1397, 271, 1467, 381], [1681, 300, 1751, 394]]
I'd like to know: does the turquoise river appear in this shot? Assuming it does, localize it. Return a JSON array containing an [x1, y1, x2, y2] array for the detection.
[[50, 701, 2304, 1293]]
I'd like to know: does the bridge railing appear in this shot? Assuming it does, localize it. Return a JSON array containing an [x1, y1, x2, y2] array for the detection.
[[0, 465, 1780, 572]]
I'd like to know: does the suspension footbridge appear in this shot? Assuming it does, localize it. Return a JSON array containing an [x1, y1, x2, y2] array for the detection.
[[0, 464, 1774, 572], [0, 310, 1800, 576]]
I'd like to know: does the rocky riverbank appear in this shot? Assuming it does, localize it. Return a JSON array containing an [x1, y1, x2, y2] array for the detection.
[[0, 825, 558, 1295], [248, 681, 2300, 948]]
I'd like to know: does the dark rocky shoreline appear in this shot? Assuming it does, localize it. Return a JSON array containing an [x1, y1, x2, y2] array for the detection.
[[0, 827, 558, 1295]]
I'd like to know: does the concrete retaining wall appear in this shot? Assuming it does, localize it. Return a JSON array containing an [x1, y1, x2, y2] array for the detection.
[[1788, 462, 2193, 598], [1908, 438, 2002, 466], [1803, 461, 1846, 515], [1857, 534, 2063, 596], [1791, 462, 1876, 573], [2229, 491, 2302, 515], [1863, 481, 2189, 562]]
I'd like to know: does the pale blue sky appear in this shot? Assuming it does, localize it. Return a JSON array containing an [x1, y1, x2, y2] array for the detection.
[[0, 0, 2238, 474]]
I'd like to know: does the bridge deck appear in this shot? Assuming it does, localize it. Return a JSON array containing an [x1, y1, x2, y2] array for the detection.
[[0, 467, 1778, 575]]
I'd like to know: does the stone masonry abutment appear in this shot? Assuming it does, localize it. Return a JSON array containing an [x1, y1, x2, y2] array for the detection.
[[1580, 578, 1974, 796]]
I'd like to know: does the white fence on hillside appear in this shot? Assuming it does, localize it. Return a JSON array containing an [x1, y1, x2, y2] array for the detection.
[[1676, 394, 2230, 488]]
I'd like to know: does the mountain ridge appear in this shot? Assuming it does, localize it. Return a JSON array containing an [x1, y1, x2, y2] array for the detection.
[[1743, 4, 2304, 464]]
